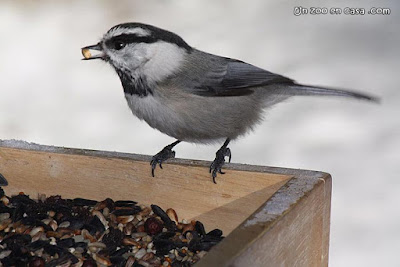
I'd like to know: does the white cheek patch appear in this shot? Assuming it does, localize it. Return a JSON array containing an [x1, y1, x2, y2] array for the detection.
[[109, 44, 146, 71], [104, 32, 187, 86], [111, 42, 187, 84], [141, 42, 187, 83]]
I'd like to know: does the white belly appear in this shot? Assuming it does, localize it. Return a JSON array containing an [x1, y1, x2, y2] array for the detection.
[[124, 91, 272, 143], [125, 93, 187, 138], [125, 93, 230, 143]]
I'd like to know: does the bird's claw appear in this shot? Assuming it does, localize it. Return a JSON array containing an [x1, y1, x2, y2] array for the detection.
[[210, 147, 231, 183], [150, 147, 176, 177]]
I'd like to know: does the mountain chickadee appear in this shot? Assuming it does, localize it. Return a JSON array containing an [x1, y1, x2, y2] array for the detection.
[[82, 22, 377, 183]]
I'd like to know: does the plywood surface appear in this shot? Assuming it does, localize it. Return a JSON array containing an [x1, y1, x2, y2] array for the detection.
[[232, 177, 331, 266], [0, 140, 332, 266], [197, 174, 331, 267], [0, 145, 290, 235]]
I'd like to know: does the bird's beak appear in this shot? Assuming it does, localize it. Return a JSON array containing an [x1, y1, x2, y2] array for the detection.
[[81, 43, 104, 60]]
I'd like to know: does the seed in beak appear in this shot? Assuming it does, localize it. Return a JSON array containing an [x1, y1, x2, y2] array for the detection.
[[81, 43, 103, 60], [82, 48, 92, 59]]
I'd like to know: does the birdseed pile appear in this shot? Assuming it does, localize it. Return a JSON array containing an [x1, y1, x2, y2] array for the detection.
[[0, 188, 223, 266]]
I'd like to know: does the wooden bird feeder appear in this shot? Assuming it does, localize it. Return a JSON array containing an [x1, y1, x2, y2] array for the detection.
[[0, 140, 331, 266]]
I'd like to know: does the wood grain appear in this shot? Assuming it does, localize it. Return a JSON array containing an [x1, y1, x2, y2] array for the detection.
[[232, 177, 331, 267], [196, 175, 331, 267], [0, 146, 290, 235], [0, 140, 331, 266]]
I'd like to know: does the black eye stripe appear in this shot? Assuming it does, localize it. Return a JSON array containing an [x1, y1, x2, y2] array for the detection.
[[104, 25, 192, 52], [106, 34, 156, 49]]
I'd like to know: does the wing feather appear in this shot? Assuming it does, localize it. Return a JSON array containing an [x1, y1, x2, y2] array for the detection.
[[191, 59, 293, 96]]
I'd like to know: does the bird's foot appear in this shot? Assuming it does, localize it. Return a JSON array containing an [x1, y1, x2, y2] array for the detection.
[[210, 145, 231, 184], [150, 141, 180, 177]]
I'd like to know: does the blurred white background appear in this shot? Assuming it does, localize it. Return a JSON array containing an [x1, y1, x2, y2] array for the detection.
[[0, 0, 399, 266]]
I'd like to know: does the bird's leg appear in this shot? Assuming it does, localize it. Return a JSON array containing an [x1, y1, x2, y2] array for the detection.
[[210, 138, 231, 183], [150, 140, 181, 177]]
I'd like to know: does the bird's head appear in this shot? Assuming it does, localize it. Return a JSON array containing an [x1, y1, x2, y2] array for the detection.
[[82, 23, 192, 84]]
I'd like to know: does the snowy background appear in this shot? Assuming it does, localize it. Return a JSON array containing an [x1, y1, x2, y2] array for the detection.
[[0, 0, 399, 266]]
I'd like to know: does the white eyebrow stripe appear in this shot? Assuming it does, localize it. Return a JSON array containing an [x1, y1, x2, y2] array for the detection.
[[104, 27, 151, 40]]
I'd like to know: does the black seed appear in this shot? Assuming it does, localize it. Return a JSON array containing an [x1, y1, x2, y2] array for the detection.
[[102, 228, 123, 252], [0, 206, 13, 214], [206, 229, 223, 237], [44, 195, 67, 205], [12, 204, 26, 222], [110, 255, 126, 266], [185, 230, 200, 241], [154, 231, 176, 241], [20, 217, 37, 226], [189, 240, 218, 252], [195, 221, 206, 236], [0, 191, 221, 265], [203, 235, 224, 242], [82, 223, 97, 235], [88, 216, 105, 234], [174, 241, 186, 249], [57, 238, 75, 248], [28, 240, 49, 250], [73, 198, 98, 206], [66, 252, 80, 264], [111, 207, 141, 216], [153, 239, 175, 256], [110, 247, 130, 257], [98, 248, 111, 257], [151, 205, 169, 221], [46, 252, 78, 267], [72, 205, 92, 218], [0, 186, 5, 198], [26, 213, 48, 222], [3, 234, 32, 252], [95, 198, 115, 211], [50, 204, 72, 215], [68, 218, 85, 230], [0, 174, 7, 186], [20, 218, 52, 231], [114, 200, 137, 207], [10, 194, 36, 205], [43, 244, 66, 256], [151, 204, 176, 231], [2, 256, 28, 267], [82, 259, 97, 267]]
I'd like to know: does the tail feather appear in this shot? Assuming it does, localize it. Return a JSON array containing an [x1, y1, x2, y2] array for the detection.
[[283, 84, 380, 103]]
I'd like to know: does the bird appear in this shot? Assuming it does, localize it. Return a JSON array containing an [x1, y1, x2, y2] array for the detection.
[[81, 22, 378, 183]]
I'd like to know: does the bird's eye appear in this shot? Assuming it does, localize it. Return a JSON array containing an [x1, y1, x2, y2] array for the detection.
[[114, 41, 126, 50]]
